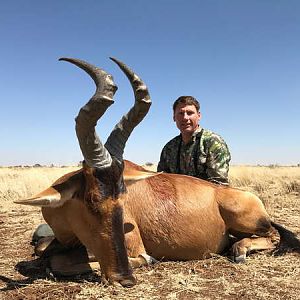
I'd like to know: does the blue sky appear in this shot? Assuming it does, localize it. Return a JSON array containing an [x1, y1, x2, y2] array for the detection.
[[1, 0, 299, 166]]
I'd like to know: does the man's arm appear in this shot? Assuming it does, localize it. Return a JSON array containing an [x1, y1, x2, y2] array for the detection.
[[205, 137, 231, 184], [157, 146, 170, 172]]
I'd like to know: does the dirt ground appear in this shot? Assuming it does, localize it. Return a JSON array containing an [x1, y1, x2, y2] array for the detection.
[[1, 171, 300, 299]]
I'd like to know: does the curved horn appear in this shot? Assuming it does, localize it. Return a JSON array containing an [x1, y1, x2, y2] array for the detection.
[[109, 57, 150, 104], [104, 58, 152, 161], [59, 57, 117, 105], [60, 57, 117, 169]]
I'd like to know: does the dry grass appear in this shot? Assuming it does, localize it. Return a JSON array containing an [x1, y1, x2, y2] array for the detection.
[[0, 167, 79, 211], [229, 166, 300, 232], [230, 165, 300, 194], [0, 165, 299, 299]]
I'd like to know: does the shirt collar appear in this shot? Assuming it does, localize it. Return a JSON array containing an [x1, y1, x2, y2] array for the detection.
[[180, 126, 202, 145], [191, 126, 202, 142]]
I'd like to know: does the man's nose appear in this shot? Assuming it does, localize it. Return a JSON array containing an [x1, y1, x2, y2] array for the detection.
[[183, 113, 189, 120]]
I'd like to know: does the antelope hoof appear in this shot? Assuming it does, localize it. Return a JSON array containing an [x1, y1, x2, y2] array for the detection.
[[119, 276, 137, 288], [233, 254, 247, 263], [107, 274, 136, 288]]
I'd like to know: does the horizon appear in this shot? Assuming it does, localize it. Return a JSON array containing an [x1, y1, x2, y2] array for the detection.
[[1, 162, 299, 168]]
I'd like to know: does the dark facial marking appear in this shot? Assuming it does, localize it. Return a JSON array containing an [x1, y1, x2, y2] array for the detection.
[[94, 159, 127, 200], [83, 159, 127, 213], [111, 205, 133, 277]]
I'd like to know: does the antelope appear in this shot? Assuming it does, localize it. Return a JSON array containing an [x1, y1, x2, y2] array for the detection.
[[15, 58, 300, 288]]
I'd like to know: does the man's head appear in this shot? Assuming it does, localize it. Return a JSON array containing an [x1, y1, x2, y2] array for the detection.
[[173, 96, 201, 140], [172, 96, 200, 112]]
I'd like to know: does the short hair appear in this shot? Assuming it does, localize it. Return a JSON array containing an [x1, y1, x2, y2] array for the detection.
[[172, 96, 200, 112]]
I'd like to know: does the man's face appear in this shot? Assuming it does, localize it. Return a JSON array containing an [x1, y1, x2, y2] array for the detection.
[[173, 103, 201, 135]]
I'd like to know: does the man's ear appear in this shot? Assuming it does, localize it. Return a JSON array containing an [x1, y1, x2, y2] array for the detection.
[[173, 113, 176, 122], [198, 111, 201, 120]]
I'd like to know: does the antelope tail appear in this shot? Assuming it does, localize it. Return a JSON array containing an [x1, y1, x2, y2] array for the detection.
[[271, 221, 300, 255]]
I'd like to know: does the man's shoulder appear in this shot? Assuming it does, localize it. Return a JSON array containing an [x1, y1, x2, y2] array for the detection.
[[200, 129, 230, 155], [163, 135, 181, 149], [159, 135, 181, 166], [201, 128, 226, 144], [200, 128, 231, 163]]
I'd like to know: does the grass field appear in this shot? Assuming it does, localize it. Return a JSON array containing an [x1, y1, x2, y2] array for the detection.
[[0, 164, 299, 299]]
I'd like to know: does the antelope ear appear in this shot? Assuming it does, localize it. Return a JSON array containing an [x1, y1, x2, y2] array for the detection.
[[14, 186, 65, 207], [14, 169, 83, 208], [123, 169, 161, 186]]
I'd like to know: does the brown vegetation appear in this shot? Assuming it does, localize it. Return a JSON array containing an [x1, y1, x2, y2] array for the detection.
[[0, 165, 299, 299]]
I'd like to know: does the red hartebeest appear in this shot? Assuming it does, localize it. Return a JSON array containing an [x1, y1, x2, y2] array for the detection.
[[15, 58, 300, 287]]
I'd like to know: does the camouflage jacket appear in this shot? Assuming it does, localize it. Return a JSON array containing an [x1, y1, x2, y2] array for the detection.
[[157, 127, 231, 184]]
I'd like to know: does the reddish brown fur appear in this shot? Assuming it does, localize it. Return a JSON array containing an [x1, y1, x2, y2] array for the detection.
[[82, 165, 103, 213], [123, 172, 228, 260]]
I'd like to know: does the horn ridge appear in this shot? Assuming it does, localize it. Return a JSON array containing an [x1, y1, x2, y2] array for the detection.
[[59, 57, 118, 101], [60, 57, 117, 169], [104, 58, 151, 161], [109, 57, 151, 104]]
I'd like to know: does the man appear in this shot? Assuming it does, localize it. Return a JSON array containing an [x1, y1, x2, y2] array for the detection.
[[157, 96, 231, 184]]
